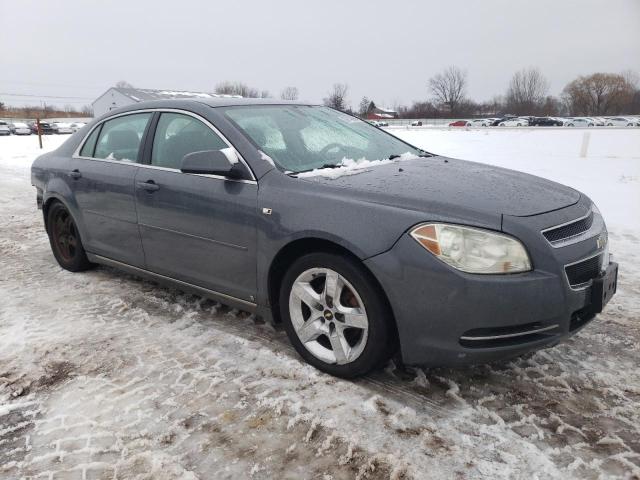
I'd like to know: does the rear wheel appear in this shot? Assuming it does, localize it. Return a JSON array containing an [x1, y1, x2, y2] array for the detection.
[[47, 202, 93, 272], [280, 252, 394, 378]]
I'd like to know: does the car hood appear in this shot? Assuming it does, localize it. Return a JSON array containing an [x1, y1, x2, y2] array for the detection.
[[298, 156, 580, 218]]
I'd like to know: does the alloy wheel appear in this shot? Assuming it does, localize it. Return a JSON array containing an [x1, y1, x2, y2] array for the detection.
[[288, 268, 369, 365]]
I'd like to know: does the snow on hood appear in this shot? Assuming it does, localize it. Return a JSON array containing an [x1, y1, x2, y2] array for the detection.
[[296, 152, 419, 179]]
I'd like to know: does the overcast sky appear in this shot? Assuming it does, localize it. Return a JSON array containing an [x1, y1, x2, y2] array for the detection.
[[2, 0, 639, 110]]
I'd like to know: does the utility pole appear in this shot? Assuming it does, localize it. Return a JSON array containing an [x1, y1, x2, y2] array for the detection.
[[36, 117, 42, 149]]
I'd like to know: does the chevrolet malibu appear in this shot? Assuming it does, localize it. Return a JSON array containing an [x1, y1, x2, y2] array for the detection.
[[31, 99, 618, 378]]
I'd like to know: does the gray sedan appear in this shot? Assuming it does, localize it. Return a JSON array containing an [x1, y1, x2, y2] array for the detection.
[[31, 99, 618, 378]]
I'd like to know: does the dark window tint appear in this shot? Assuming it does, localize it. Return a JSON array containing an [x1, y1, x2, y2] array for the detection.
[[151, 113, 228, 169], [94, 113, 152, 162], [79, 126, 101, 157]]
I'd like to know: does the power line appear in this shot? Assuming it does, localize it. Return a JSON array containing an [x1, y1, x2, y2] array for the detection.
[[0, 92, 95, 100], [0, 80, 105, 90]]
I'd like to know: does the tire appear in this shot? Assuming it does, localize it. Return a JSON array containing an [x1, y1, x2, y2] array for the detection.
[[46, 201, 93, 272], [279, 252, 394, 378]]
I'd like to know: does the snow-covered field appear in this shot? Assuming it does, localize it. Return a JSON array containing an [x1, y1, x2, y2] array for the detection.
[[1, 131, 639, 479]]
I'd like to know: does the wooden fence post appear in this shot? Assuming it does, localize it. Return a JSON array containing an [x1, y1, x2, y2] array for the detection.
[[36, 117, 43, 149]]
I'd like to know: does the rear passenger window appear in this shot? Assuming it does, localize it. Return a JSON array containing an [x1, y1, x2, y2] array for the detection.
[[151, 113, 228, 169], [79, 126, 101, 157], [94, 113, 152, 162]]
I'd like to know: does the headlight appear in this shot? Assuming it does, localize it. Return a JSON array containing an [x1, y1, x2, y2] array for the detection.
[[410, 223, 532, 274]]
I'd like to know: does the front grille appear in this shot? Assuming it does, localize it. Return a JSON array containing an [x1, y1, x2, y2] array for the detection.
[[543, 211, 594, 243], [565, 254, 601, 287]]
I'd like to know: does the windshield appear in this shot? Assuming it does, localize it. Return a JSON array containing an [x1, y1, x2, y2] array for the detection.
[[223, 105, 423, 173]]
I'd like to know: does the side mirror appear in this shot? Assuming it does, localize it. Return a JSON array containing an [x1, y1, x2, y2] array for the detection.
[[180, 148, 244, 179]]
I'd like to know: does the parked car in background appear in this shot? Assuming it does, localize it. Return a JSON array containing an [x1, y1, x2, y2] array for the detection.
[[410, 120, 423, 126], [529, 117, 563, 126], [9, 122, 32, 135], [564, 118, 594, 127], [470, 119, 493, 127], [28, 121, 55, 135], [498, 118, 529, 127], [585, 117, 604, 126], [30, 98, 618, 378], [70, 122, 87, 132], [50, 122, 74, 134], [0, 121, 11, 136], [377, 120, 389, 127], [490, 115, 516, 126], [605, 117, 639, 127], [449, 120, 470, 127]]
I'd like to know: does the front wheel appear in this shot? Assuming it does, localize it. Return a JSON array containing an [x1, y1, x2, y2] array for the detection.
[[280, 252, 394, 378], [46, 202, 93, 272]]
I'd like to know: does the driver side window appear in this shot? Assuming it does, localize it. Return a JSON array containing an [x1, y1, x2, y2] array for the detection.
[[151, 113, 228, 169]]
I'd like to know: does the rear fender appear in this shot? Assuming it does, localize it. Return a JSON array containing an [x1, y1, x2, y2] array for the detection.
[[41, 179, 88, 242]]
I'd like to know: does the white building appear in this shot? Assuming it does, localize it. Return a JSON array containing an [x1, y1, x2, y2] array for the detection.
[[92, 87, 239, 117]]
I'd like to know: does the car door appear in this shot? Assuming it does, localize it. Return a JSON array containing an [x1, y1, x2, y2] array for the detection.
[[70, 112, 152, 267], [134, 111, 258, 304]]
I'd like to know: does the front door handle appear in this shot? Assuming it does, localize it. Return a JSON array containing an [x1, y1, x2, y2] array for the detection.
[[68, 169, 82, 179], [137, 180, 160, 192]]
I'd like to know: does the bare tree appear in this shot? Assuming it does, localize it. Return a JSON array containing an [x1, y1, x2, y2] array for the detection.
[[280, 86, 299, 101], [562, 73, 635, 115], [323, 83, 349, 111], [358, 96, 371, 116], [505, 68, 549, 115], [428, 66, 467, 115], [215, 81, 263, 98], [115, 80, 134, 88], [81, 105, 94, 117]]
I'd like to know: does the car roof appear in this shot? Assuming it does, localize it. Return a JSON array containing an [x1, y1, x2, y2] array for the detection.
[[131, 98, 317, 108], [99, 98, 322, 120]]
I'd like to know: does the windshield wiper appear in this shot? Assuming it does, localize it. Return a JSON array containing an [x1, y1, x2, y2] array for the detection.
[[288, 163, 341, 175]]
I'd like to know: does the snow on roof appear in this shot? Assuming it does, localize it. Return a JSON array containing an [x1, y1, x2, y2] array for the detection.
[[113, 87, 242, 102], [376, 106, 397, 113]]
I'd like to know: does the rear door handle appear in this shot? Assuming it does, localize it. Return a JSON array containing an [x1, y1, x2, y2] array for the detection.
[[68, 169, 82, 179], [136, 180, 160, 192]]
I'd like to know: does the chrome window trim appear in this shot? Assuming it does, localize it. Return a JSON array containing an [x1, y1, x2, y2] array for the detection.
[[72, 108, 257, 183], [64, 155, 256, 185], [564, 250, 602, 291]]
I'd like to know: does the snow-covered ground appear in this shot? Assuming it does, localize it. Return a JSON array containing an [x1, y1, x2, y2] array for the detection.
[[1, 132, 639, 479]]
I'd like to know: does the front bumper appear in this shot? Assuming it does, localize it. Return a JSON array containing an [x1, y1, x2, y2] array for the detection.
[[364, 209, 615, 367]]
